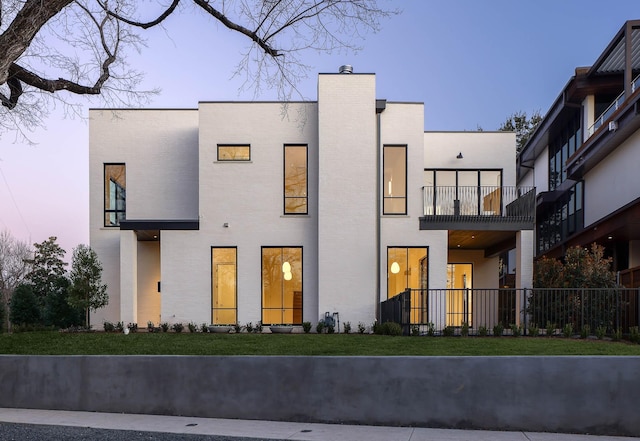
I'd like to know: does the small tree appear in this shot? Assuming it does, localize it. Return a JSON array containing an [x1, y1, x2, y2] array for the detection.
[[27, 236, 67, 307], [499, 110, 543, 153], [0, 229, 32, 331], [43, 276, 84, 328], [69, 245, 108, 328], [9, 283, 40, 327]]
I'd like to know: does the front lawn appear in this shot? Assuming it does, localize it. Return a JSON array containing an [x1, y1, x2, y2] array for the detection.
[[1, 332, 640, 356]]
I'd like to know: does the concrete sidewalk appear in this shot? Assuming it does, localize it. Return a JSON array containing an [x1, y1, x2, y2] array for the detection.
[[0, 408, 638, 441]]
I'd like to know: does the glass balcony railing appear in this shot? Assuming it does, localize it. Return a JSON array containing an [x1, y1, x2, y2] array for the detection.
[[422, 185, 535, 218], [587, 73, 640, 138]]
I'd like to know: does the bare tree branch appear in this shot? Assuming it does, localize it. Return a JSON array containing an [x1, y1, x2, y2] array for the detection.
[[97, 0, 180, 29]]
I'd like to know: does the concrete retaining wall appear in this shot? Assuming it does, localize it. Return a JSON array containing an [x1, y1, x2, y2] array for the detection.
[[0, 356, 638, 436]]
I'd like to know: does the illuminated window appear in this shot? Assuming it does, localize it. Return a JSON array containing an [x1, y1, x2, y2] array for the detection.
[[212, 247, 237, 324], [262, 247, 302, 324], [104, 164, 126, 226], [446, 263, 472, 327], [383, 145, 407, 214], [217, 145, 250, 161], [284, 145, 307, 214], [388, 247, 428, 323]]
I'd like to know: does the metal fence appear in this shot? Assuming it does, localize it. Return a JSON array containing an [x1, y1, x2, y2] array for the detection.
[[380, 288, 640, 336]]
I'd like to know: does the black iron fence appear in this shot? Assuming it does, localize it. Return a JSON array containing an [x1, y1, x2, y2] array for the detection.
[[380, 288, 640, 336]]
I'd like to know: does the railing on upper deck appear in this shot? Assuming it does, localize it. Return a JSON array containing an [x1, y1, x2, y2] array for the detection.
[[587, 73, 640, 138], [422, 185, 535, 219]]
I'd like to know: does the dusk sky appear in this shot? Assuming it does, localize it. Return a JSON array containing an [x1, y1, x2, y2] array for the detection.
[[0, 0, 638, 259]]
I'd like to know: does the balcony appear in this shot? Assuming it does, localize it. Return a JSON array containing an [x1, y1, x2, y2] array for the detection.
[[420, 186, 535, 230], [587, 73, 640, 139]]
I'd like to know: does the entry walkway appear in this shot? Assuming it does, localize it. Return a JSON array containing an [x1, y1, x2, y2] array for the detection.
[[0, 408, 638, 441]]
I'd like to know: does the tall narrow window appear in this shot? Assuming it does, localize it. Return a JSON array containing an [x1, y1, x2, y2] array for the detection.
[[446, 263, 472, 326], [284, 145, 307, 214], [383, 145, 407, 214], [104, 164, 126, 226], [217, 145, 250, 161], [212, 247, 237, 324], [262, 247, 302, 324], [388, 247, 428, 323]]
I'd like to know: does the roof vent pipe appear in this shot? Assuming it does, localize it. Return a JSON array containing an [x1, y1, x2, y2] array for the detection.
[[339, 65, 353, 74]]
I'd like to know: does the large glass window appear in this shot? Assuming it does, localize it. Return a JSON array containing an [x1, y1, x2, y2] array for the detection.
[[548, 114, 581, 190], [388, 247, 428, 323], [284, 145, 307, 214], [383, 145, 407, 214], [217, 145, 250, 161], [211, 247, 237, 324], [104, 164, 126, 226], [262, 247, 302, 324], [423, 169, 502, 216], [537, 181, 584, 254], [446, 263, 473, 326]]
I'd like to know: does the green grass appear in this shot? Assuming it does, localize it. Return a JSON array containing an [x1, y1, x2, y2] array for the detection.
[[1, 332, 640, 356]]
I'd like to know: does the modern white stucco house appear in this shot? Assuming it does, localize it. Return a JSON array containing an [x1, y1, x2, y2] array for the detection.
[[89, 69, 535, 330], [517, 20, 640, 289]]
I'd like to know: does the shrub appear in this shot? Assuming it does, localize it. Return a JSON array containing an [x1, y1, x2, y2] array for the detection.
[[461, 322, 469, 337], [115, 321, 124, 332], [595, 325, 606, 340], [200, 323, 208, 333], [357, 322, 366, 334], [442, 325, 455, 337], [613, 328, 622, 342], [172, 322, 184, 333], [381, 321, 402, 336], [316, 322, 325, 334], [426, 322, 435, 337], [127, 323, 138, 333], [510, 324, 522, 337], [160, 322, 170, 333], [580, 325, 591, 339], [188, 322, 198, 333], [327, 324, 335, 334], [254, 321, 262, 333], [10, 284, 40, 327], [527, 323, 539, 337], [103, 321, 115, 332], [343, 321, 351, 334], [372, 321, 382, 335], [546, 321, 555, 337], [492, 322, 504, 337], [478, 325, 488, 337], [629, 326, 639, 343], [562, 323, 573, 338], [302, 321, 312, 333], [245, 322, 253, 333], [411, 324, 420, 336], [234, 324, 241, 333]]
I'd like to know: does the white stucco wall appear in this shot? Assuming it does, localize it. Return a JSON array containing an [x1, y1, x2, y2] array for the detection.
[[583, 128, 640, 226], [89, 109, 199, 326], [423, 131, 516, 186], [317, 73, 377, 327]]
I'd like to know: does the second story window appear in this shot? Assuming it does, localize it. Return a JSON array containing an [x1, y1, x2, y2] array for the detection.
[[104, 163, 126, 226], [549, 114, 581, 190], [383, 145, 407, 214], [217, 144, 250, 161], [284, 145, 307, 214], [423, 169, 502, 216]]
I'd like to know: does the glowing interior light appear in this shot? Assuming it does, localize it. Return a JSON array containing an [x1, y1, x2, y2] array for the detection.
[[282, 261, 291, 273], [388, 178, 393, 196], [390, 262, 400, 274], [284, 271, 293, 281]]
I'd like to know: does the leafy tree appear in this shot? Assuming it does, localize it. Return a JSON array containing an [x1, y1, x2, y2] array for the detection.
[[69, 244, 108, 328], [9, 283, 40, 326], [0, 229, 31, 331], [43, 276, 84, 328], [499, 110, 543, 153], [26, 236, 67, 307], [529, 244, 618, 332], [0, 1, 394, 134]]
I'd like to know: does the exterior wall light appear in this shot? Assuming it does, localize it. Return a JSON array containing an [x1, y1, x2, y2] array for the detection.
[[456, 152, 463, 159]]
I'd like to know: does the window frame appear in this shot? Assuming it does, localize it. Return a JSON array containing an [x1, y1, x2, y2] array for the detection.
[[383, 145, 408, 215], [283, 144, 308, 215], [104, 163, 126, 227], [217, 144, 251, 161], [261, 246, 303, 325], [211, 247, 238, 325]]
